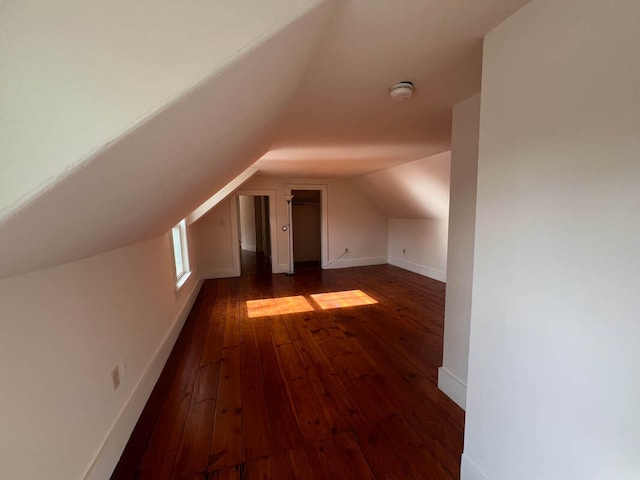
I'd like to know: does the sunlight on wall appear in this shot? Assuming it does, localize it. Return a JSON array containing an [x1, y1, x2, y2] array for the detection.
[[259, 144, 436, 160], [400, 168, 450, 219], [353, 151, 451, 219], [254, 145, 441, 177], [246, 295, 314, 318], [246, 290, 377, 318]]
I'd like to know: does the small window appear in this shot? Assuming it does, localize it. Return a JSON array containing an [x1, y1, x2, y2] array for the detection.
[[171, 219, 191, 290]]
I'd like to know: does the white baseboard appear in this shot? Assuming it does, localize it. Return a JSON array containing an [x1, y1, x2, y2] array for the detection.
[[437, 366, 467, 410], [388, 256, 447, 282], [275, 263, 290, 274], [324, 256, 387, 269], [461, 454, 489, 480], [81, 277, 203, 480], [204, 267, 238, 279]]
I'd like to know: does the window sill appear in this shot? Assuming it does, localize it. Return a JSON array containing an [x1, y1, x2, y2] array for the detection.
[[175, 271, 192, 292]]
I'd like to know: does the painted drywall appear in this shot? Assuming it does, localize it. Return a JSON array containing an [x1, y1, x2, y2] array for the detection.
[[241, 176, 388, 271], [257, 0, 529, 178], [355, 152, 451, 281], [0, 1, 334, 279], [193, 176, 388, 274], [191, 199, 236, 279], [464, 1, 640, 479], [0, 232, 201, 480], [354, 152, 451, 220], [238, 195, 257, 252], [439, 93, 480, 410], [387, 218, 448, 282], [187, 167, 258, 225], [0, 0, 327, 218]]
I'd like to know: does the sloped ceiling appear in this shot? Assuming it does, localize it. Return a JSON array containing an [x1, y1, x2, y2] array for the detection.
[[0, 0, 530, 278], [0, 0, 335, 278], [353, 152, 451, 220], [255, 0, 529, 177], [0, 0, 328, 217]]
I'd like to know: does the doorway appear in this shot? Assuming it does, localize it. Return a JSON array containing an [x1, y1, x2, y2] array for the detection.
[[237, 194, 272, 275], [292, 189, 321, 270]]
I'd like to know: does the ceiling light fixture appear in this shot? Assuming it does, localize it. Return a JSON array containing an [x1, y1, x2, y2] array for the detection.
[[389, 81, 414, 101]]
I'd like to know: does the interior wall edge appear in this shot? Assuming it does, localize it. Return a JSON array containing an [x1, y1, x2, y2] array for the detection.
[[437, 366, 467, 410], [275, 263, 290, 274]]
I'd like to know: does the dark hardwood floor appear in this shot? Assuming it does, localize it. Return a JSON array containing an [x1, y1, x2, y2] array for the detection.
[[112, 264, 464, 480]]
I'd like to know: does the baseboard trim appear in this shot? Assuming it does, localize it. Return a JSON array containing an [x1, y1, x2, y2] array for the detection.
[[388, 256, 447, 282], [81, 277, 203, 480], [438, 366, 467, 410], [324, 256, 387, 269], [275, 263, 290, 274], [204, 267, 238, 279], [461, 454, 489, 480]]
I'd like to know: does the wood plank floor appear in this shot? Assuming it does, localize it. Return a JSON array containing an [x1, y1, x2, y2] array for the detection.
[[112, 264, 464, 480]]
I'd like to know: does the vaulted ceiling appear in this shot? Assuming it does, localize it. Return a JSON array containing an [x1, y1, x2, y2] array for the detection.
[[0, 0, 529, 278], [0, 0, 333, 278], [256, 0, 529, 177]]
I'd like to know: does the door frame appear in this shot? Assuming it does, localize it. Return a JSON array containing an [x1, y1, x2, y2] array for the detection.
[[287, 184, 328, 269], [230, 190, 278, 276]]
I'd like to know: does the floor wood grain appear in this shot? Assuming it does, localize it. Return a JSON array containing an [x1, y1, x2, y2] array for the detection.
[[111, 264, 464, 480]]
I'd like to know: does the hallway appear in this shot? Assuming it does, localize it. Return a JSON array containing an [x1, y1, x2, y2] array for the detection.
[[112, 265, 464, 479], [240, 250, 272, 276]]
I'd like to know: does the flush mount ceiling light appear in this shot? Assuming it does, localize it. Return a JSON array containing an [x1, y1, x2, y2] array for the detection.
[[389, 81, 414, 101]]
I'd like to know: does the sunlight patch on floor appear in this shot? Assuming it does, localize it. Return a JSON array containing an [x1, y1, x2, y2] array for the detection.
[[246, 290, 378, 318], [246, 295, 314, 318], [310, 290, 378, 310]]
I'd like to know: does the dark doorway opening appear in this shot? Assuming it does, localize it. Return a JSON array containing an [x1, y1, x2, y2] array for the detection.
[[238, 195, 272, 275], [292, 189, 321, 271]]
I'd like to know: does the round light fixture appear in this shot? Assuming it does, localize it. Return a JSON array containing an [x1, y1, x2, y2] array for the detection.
[[389, 81, 414, 101]]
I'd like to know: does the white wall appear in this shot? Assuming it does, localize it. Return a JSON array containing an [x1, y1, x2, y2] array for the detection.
[[464, 1, 640, 479], [355, 152, 451, 281], [387, 218, 448, 282], [323, 179, 388, 268], [0, 232, 201, 480], [439, 93, 480, 410], [0, 1, 334, 280], [354, 152, 451, 220], [238, 195, 257, 252], [193, 176, 388, 275], [0, 0, 326, 219], [191, 199, 236, 279], [246, 176, 387, 271]]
